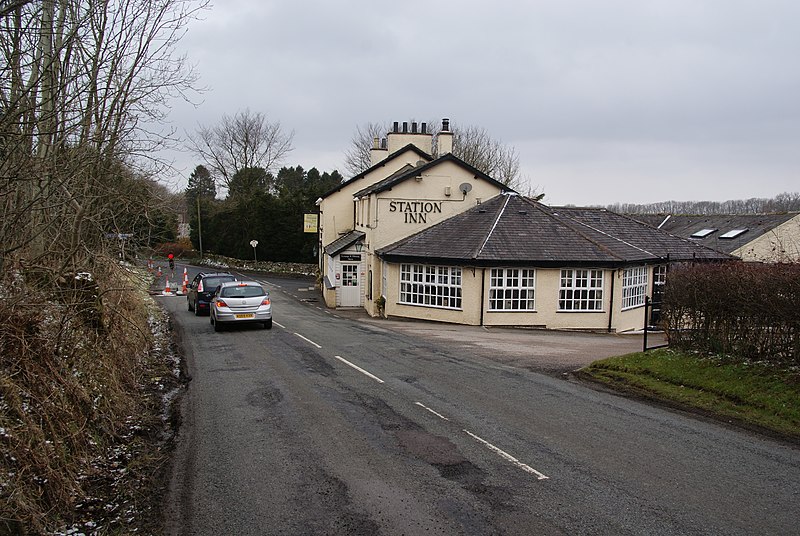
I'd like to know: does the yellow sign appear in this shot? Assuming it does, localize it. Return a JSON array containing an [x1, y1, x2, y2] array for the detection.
[[303, 213, 318, 233]]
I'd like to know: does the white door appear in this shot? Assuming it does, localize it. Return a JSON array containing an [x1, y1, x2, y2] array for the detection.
[[340, 263, 361, 306]]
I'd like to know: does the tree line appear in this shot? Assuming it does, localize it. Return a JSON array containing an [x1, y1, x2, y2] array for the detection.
[[601, 192, 800, 215], [185, 163, 342, 262]]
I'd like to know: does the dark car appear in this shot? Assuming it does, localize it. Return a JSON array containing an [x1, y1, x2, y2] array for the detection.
[[187, 272, 237, 315]]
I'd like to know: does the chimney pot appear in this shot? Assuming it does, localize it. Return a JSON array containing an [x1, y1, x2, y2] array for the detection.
[[393, 121, 399, 133], [421, 122, 427, 134], [402, 121, 408, 133], [442, 118, 450, 132], [412, 122, 417, 133]]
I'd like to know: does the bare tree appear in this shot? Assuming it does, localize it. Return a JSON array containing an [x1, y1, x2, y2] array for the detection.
[[1, 0, 207, 275], [343, 120, 523, 189], [187, 109, 294, 191], [343, 122, 385, 177]]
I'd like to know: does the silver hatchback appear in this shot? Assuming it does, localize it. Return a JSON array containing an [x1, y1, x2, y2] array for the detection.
[[210, 281, 272, 331]]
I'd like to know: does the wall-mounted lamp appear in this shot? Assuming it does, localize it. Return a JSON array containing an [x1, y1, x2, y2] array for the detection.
[[355, 242, 363, 252], [415, 175, 423, 182]]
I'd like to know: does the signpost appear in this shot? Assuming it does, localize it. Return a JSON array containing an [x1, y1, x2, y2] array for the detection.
[[250, 240, 258, 263]]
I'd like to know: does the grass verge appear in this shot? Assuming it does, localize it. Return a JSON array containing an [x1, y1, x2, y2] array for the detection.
[[577, 348, 800, 441]]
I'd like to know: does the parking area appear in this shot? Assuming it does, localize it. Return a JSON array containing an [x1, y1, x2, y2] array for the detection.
[[353, 315, 664, 374], [210, 272, 665, 374]]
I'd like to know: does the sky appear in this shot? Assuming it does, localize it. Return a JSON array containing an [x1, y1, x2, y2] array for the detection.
[[155, 0, 800, 206]]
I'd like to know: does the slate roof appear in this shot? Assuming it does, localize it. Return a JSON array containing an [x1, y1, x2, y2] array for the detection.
[[319, 144, 433, 200], [629, 213, 799, 254], [377, 194, 733, 266], [324, 230, 365, 256], [353, 153, 511, 198]]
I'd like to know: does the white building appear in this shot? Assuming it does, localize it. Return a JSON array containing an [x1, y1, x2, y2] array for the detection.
[[318, 120, 731, 332]]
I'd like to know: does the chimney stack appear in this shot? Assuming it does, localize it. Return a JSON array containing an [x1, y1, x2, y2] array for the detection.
[[437, 118, 453, 155]]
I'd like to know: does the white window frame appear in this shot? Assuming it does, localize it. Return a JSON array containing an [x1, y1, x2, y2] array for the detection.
[[488, 268, 536, 311], [558, 269, 604, 312], [621, 266, 648, 310], [399, 264, 462, 310]]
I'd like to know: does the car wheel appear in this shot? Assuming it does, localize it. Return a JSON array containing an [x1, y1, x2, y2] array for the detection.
[[263, 319, 272, 330], [194, 301, 202, 316]]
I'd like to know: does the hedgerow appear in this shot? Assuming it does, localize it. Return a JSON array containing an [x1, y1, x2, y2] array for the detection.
[[662, 262, 799, 365]]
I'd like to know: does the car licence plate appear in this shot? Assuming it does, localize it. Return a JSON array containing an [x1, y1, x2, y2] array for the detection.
[[235, 313, 254, 319]]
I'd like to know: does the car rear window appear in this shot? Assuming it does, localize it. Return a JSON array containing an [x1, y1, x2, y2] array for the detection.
[[204, 276, 235, 289], [220, 285, 266, 298]]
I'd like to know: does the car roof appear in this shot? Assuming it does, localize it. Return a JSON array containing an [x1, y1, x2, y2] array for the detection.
[[200, 272, 235, 278]]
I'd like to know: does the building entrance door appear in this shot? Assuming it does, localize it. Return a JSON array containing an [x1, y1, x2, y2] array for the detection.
[[340, 263, 361, 306]]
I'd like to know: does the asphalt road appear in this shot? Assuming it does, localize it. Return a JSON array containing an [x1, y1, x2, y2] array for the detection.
[[159, 267, 800, 535]]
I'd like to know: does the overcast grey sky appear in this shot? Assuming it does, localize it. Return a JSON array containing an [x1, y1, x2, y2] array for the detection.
[[158, 0, 800, 206]]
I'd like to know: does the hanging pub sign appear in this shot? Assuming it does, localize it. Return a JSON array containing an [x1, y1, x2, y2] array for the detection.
[[303, 214, 319, 233]]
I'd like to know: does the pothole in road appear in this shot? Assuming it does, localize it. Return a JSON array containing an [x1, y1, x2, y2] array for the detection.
[[246, 386, 284, 408], [357, 394, 516, 510]]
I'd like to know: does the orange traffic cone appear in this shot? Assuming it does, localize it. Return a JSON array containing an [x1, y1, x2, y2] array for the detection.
[[163, 279, 172, 295], [180, 268, 188, 294]]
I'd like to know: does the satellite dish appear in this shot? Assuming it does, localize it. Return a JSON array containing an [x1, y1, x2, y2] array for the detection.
[[459, 182, 473, 195]]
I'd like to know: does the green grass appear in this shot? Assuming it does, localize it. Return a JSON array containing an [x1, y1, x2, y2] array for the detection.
[[580, 349, 800, 440]]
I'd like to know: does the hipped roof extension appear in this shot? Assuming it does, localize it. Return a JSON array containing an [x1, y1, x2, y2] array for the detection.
[[377, 194, 734, 267]]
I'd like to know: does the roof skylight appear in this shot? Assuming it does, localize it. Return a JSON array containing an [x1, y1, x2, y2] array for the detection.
[[719, 229, 748, 239], [690, 228, 716, 238]]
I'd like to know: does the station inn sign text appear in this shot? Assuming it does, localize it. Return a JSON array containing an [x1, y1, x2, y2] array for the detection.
[[389, 200, 443, 224]]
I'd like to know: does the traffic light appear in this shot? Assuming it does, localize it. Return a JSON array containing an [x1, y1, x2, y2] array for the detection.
[[168, 253, 175, 270]]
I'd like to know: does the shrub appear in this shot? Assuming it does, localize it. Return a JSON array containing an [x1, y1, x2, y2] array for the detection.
[[662, 262, 799, 365]]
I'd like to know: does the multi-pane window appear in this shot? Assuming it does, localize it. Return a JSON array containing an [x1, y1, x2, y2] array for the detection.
[[622, 266, 648, 310], [399, 264, 462, 309], [489, 268, 535, 311], [558, 269, 604, 311]]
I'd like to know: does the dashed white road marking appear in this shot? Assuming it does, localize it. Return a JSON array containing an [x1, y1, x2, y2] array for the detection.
[[273, 321, 286, 329], [415, 402, 450, 421], [334, 355, 384, 383], [294, 333, 322, 348], [463, 429, 549, 480]]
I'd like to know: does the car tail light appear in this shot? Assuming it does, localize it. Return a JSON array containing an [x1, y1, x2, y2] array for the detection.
[[215, 299, 228, 308], [261, 298, 270, 305]]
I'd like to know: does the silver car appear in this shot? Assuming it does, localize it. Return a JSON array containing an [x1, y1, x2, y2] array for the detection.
[[210, 281, 272, 331]]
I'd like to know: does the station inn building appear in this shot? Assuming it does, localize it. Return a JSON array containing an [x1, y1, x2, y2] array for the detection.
[[317, 120, 731, 332]]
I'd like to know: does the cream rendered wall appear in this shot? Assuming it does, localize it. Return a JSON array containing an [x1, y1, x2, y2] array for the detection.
[[733, 214, 800, 262], [387, 132, 433, 155], [366, 161, 504, 251], [380, 262, 654, 330], [481, 268, 612, 330], [383, 263, 483, 325], [319, 151, 427, 253]]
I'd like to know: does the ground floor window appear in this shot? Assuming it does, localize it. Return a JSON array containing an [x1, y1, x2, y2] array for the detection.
[[400, 264, 462, 309], [559, 269, 604, 311], [489, 268, 535, 311], [622, 265, 648, 310]]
